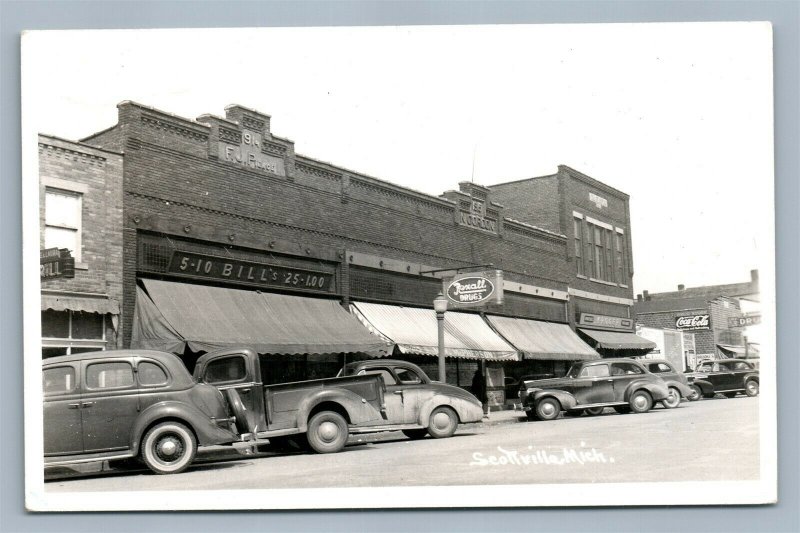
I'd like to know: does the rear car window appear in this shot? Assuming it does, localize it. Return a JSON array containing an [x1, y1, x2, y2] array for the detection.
[[648, 363, 672, 373], [43, 366, 76, 395], [611, 363, 644, 375], [138, 361, 169, 386], [86, 361, 134, 389]]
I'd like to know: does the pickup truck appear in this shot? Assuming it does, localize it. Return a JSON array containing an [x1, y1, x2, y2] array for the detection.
[[192, 347, 386, 454]]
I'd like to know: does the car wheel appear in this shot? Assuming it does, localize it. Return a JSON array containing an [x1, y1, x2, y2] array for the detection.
[[745, 379, 759, 397], [724, 392, 738, 398], [535, 397, 561, 421], [613, 405, 631, 414], [688, 384, 702, 401], [402, 429, 428, 440], [427, 406, 458, 438], [306, 411, 348, 454], [141, 421, 197, 475], [661, 387, 681, 409], [584, 406, 605, 416], [628, 390, 653, 414], [225, 389, 253, 435]]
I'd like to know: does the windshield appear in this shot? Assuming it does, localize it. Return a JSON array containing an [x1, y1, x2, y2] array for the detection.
[[566, 364, 581, 378]]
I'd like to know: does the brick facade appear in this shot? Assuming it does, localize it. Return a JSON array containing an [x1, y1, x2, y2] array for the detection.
[[39, 134, 124, 354], [74, 101, 639, 387]]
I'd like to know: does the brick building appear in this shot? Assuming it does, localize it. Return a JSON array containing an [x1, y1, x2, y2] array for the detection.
[[69, 101, 651, 402], [634, 270, 760, 366], [39, 134, 124, 356]]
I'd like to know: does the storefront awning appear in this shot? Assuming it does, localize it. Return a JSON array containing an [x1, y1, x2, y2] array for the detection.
[[350, 301, 518, 361], [132, 279, 392, 356], [485, 316, 599, 361], [717, 344, 759, 358], [578, 328, 657, 352], [41, 293, 120, 315]]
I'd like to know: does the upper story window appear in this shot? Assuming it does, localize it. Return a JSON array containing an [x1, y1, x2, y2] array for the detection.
[[573, 212, 628, 285], [45, 188, 82, 262]]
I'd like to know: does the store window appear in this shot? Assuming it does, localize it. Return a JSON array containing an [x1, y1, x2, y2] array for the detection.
[[615, 231, 627, 284], [45, 188, 82, 262], [41, 310, 106, 357]]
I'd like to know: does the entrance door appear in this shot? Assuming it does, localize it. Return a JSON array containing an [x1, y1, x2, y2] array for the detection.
[[576, 363, 615, 404], [360, 367, 404, 424], [81, 360, 139, 453], [43, 363, 83, 455], [609, 361, 647, 401]]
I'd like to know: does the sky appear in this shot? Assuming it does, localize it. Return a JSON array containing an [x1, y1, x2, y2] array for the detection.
[[22, 23, 774, 295]]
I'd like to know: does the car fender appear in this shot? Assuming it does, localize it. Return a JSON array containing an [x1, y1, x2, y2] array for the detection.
[[417, 394, 483, 426], [691, 379, 714, 394], [532, 389, 578, 411], [624, 379, 669, 402], [131, 400, 237, 454], [661, 379, 694, 399], [742, 372, 759, 385], [296, 388, 383, 431]]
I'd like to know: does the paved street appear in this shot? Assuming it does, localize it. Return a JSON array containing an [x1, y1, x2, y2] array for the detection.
[[46, 396, 759, 491]]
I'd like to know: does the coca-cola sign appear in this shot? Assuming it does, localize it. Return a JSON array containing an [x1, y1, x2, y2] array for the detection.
[[675, 315, 710, 330], [444, 270, 504, 308]]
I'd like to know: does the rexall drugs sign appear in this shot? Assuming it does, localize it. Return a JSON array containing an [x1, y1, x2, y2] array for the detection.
[[444, 270, 504, 308]]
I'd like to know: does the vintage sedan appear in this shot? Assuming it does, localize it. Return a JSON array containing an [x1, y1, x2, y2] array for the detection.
[[519, 359, 670, 420], [686, 359, 760, 400], [43, 350, 240, 475], [338, 359, 484, 439], [640, 359, 694, 408]]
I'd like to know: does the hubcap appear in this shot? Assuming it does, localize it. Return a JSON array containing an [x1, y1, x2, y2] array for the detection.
[[432, 412, 451, 429], [540, 403, 556, 417], [318, 421, 339, 442], [748, 382, 757, 393], [667, 391, 678, 405], [633, 395, 647, 409], [156, 435, 183, 462]]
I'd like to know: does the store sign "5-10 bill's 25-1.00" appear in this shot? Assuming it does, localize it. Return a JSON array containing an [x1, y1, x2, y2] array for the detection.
[[168, 251, 334, 292], [444, 270, 504, 308]]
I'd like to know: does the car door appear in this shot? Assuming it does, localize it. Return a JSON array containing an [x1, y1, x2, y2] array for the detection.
[[713, 362, 738, 390], [200, 353, 264, 432], [358, 368, 403, 423], [392, 366, 427, 424], [43, 363, 83, 455], [80, 359, 140, 453], [697, 361, 722, 388], [609, 362, 646, 401], [576, 363, 614, 404]]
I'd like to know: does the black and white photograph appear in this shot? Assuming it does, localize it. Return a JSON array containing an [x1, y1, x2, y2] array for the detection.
[[21, 22, 777, 511]]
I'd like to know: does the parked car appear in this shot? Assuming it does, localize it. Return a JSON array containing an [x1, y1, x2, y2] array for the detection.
[[640, 360, 694, 408], [194, 347, 387, 454], [504, 374, 554, 404], [43, 350, 240, 475], [519, 359, 670, 420], [337, 359, 484, 439], [686, 359, 760, 400]]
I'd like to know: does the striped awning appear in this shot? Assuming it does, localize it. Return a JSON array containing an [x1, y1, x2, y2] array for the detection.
[[131, 279, 391, 356], [350, 301, 519, 361], [485, 315, 599, 361]]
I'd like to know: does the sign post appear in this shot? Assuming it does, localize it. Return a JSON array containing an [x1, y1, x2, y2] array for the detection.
[[433, 292, 448, 383]]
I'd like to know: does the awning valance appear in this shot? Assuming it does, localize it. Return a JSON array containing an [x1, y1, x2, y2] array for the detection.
[[41, 293, 119, 315], [577, 328, 657, 352], [350, 301, 518, 361], [485, 316, 599, 361], [131, 279, 391, 356]]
